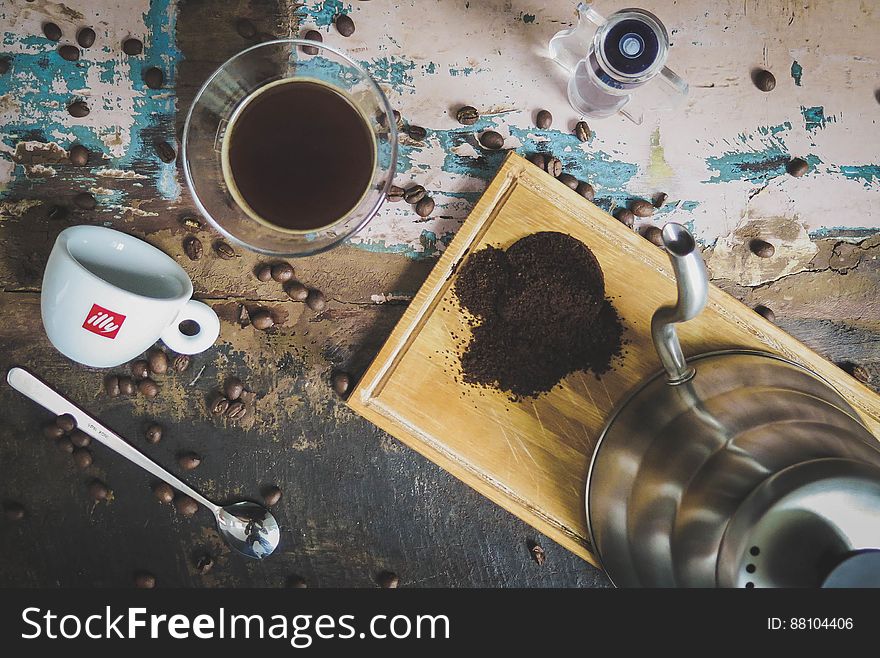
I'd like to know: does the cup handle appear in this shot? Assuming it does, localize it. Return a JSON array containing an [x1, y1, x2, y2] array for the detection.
[[159, 300, 221, 355]]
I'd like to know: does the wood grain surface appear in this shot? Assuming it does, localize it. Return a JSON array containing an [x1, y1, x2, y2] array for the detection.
[[349, 152, 880, 563]]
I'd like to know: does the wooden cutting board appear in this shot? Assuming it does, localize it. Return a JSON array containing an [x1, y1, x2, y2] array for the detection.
[[348, 152, 880, 566]]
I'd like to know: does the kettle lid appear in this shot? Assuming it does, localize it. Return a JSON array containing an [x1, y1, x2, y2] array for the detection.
[[717, 459, 880, 588]]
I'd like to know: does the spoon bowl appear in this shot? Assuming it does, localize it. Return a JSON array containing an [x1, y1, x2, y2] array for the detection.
[[216, 501, 280, 559]]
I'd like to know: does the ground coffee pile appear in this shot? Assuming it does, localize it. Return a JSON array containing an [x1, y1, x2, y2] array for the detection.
[[454, 231, 624, 398]]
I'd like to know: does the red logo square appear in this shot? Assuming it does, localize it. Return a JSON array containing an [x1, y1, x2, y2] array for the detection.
[[82, 303, 126, 339]]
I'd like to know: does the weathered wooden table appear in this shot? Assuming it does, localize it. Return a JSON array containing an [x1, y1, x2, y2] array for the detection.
[[0, 0, 877, 587]]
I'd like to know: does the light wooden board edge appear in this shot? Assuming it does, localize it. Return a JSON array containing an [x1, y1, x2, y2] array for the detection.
[[348, 152, 880, 568]]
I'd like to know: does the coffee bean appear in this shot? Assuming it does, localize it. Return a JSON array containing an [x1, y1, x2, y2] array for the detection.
[[750, 238, 775, 258], [331, 371, 350, 397], [530, 542, 546, 566], [302, 29, 322, 55], [251, 309, 274, 330], [184, 235, 203, 261], [178, 452, 201, 471], [57, 437, 75, 453], [478, 130, 504, 150], [754, 305, 776, 322], [557, 173, 578, 190], [152, 482, 174, 504], [154, 140, 176, 163], [131, 359, 149, 380], [225, 400, 246, 420], [174, 494, 199, 517], [576, 181, 595, 201], [104, 374, 120, 398], [535, 109, 552, 129], [643, 226, 664, 247], [263, 485, 282, 507], [214, 241, 236, 260], [55, 413, 76, 433], [787, 157, 809, 177], [306, 289, 326, 312], [3, 501, 25, 522], [43, 22, 62, 42], [147, 349, 168, 375], [143, 67, 164, 89], [287, 576, 308, 588], [68, 101, 89, 118], [255, 264, 273, 282], [545, 156, 562, 177], [172, 354, 190, 373], [0, 57, 8, 75], [456, 105, 480, 125], [74, 192, 96, 209], [575, 121, 591, 142], [43, 421, 65, 439], [69, 144, 89, 166], [224, 377, 244, 401], [138, 378, 160, 398], [72, 448, 93, 469], [335, 14, 355, 37], [271, 262, 294, 282], [406, 125, 427, 142], [58, 45, 80, 61], [404, 185, 426, 204], [47, 204, 68, 221], [77, 27, 96, 48], [393, 110, 403, 128], [653, 192, 668, 208], [528, 153, 546, 170], [145, 423, 163, 444], [134, 572, 156, 588], [630, 199, 655, 217], [70, 429, 91, 448], [415, 196, 435, 217], [88, 479, 110, 501], [118, 376, 135, 396], [195, 553, 214, 574], [211, 397, 230, 416], [234, 16, 257, 39], [377, 571, 399, 588], [754, 69, 776, 92], [122, 38, 143, 55], [180, 216, 201, 230], [286, 281, 309, 302], [386, 185, 405, 202], [840, 362, 870, 385]]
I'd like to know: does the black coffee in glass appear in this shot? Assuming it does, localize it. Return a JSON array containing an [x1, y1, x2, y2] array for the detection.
[[222, 79, 376, 232]]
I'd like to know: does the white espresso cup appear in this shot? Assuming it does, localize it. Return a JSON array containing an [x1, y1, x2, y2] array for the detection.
[[41, 225, 221, 368]]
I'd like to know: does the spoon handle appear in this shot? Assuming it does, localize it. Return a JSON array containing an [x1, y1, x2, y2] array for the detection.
[[7, 367, 220, 514]]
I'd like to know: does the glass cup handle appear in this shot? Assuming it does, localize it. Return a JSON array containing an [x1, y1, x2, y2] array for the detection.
[[659, 66, 689, 97], [548, 1, 607, 72], [160, 299, 221, 355]]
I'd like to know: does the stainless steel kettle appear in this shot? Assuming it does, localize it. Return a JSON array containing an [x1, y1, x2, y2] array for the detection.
[[587, 223, 880, 587]]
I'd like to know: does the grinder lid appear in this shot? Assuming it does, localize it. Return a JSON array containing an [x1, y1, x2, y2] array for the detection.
[[717, 458, 880, 588]]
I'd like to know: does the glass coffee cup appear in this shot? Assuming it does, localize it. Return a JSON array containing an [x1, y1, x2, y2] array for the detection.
[[182, 39, 398, 257]]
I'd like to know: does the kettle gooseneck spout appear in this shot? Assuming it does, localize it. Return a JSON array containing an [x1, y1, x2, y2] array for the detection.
[[650, 223, 708, 384]]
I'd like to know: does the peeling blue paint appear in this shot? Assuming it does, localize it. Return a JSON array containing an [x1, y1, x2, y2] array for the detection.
[[303, 0, 349, 27], [0, 0, 181, 202], [790, 60, 803, 86], [830, 164, 880, 188], [367, 55, 416, 93], [802, 105, 836, 132]]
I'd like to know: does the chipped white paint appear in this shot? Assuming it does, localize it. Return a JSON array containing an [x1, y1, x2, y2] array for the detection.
[[96, 168, 148, 179], [322, 0, 880, 253], [0, 198, 42, 218]]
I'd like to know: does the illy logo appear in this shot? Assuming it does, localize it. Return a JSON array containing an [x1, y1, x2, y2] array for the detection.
[[82, 304, 126, 339]]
